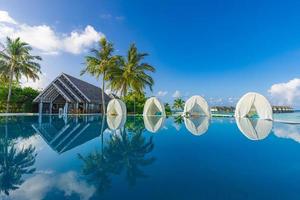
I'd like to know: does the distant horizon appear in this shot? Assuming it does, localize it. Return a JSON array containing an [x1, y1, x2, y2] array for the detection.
[[1, 0, 300, 108]]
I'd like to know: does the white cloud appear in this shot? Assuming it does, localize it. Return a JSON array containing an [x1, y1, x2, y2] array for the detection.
[[157, 90, 168, 97], [63, 26, 103, 54], [208, 97, 223, 105], [172, 90, 181, 98], [0, 10, 104, 55], [268, 78, 300, 105], [20, 72, 48, 90], [100, 14, 125, 21], [0, 10, 17, 24], [7, 171, 96, 200], [100, 14, 112, 19]]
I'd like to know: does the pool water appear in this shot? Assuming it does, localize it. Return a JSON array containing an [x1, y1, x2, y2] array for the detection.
[[274, 112, 300, 123], [1, 115, 300, 200]]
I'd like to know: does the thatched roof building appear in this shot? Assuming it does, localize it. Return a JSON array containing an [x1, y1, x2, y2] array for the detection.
[[33, 73, 110, 114]]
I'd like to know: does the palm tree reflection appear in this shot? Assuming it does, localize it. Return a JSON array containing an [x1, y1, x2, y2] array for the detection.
[[79, 116, 155, 194], [106, 130, 155, 186], [0, 117, 37, 196]]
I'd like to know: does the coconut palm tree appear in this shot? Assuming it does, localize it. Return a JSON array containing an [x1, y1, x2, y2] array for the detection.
[[108, 43, 155, 97], [173, 98, 185, 111], [0, 37, 41, 113], [81, 38, 118, 114]]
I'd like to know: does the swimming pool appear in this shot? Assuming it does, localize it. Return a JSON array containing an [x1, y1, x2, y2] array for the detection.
[[1, 115, 300, 199]]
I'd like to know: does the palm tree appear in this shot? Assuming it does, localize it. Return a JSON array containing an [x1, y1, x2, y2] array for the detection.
[[0, 37, 41, 113], [108, 43, 155, 97], [164, 103, 172, 115], [81, 38, 118, 114], [173, 98, 185, 111]]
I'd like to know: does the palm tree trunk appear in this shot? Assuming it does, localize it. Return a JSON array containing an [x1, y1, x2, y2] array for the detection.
[[6, 64, 14, 113], [101, 75, 106, 115]]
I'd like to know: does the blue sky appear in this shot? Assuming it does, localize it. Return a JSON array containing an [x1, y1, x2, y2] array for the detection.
[[1, 0, 300, 106]]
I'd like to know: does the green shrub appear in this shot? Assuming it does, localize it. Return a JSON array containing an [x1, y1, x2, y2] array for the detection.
[[122, 91, 147, 114], [0, 85, 39, 113]]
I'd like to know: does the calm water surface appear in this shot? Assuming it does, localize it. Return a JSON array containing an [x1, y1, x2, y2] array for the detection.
[[1, 114, 300, 200]]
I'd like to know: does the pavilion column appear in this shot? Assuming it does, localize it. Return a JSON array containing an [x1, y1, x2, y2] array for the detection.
[[49, 102, 53, 114], [64, 102, 68, 115], [85, 103, 88, 113], [39, 100, 43, 115], [76, 102, 79, 113], [38, 114, 42, 126]]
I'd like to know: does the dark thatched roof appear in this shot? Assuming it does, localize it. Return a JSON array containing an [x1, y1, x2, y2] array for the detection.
[[34, 73, 110, 104], [63, 73, 110, 103]]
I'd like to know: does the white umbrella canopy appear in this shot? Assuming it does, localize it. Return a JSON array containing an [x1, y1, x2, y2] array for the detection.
[[184, 116, 210, 136], [143, 97, 166, 116], [183, 95, 210, 117], [143, 115, 166, 133], [107, 114, 127, 131], [107, 99, 127, 116], [235, 92, 273, 120], [236, 117, 273, 140]]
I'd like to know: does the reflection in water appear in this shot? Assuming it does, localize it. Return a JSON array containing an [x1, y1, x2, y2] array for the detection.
[[107, 114, 126, 131], [3, 114, 300, 199], [235, 118, 273, 140], [273, 123, 300, 143], [5, 171, 96, 200], [0, 117, 37, 196], [143, 115, 165, 133], [32, 115, 107, 154], [184, 117, 209, 136], [79, 116, 155, 195], [172, 115, 184, 131]]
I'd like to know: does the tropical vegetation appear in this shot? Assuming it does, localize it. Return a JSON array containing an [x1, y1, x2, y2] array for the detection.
[[81, 39, 156, 114], [0, 37, 41, 113], [108, 43, 155, 97], [164, 103, 172, 115], [123, 91, 147, 114], [173, 98, 185, 111], [0, 84, 39, 113], [81, 38, 119, 114]]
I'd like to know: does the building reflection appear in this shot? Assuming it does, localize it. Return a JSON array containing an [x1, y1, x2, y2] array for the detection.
[[235, 117, 273, 140], [32, 115, 107, 154]]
